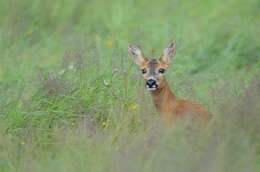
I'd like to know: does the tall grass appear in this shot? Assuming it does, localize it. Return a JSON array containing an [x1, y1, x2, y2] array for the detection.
[[0, 0, 259, 171]]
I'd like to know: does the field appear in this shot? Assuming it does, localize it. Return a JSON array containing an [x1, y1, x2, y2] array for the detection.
[[0, 0, 260, 171]]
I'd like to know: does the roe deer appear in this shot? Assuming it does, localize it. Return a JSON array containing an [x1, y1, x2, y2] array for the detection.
[[128, 42, 211, 123]]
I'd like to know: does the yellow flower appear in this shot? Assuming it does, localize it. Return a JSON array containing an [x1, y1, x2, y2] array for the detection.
[[20, 141, 26, 145], [102, 121, 109, 128], [106, 37, 114, 48], [26, 29, 33, 36], [129, 103, 138, 111]]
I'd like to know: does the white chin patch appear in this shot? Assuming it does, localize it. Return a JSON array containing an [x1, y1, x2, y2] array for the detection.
[[146, 84, 157, 91], [147, 87, 157, 91], [147, 87, 156, 91]]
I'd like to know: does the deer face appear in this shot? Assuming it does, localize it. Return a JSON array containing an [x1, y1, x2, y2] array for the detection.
[[128, 42, 176, 91]]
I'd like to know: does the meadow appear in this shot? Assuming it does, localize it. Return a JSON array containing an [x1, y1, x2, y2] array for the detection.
[[0, 0, 260, 171]]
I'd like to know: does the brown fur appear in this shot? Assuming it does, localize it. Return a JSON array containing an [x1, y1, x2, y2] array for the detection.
[[128, 42, 211, 124], [151, 78, 211, 123]]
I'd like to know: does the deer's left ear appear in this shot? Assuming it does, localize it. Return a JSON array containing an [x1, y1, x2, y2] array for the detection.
[[128, 44, 147, 66], [159, 42, 176, 65]]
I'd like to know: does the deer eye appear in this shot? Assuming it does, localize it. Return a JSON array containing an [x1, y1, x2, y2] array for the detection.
[[141, 68, 147, 74], [158, 68, 165, 74]]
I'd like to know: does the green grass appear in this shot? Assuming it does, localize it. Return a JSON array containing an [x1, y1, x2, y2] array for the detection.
[[0, 0, 260, 171]]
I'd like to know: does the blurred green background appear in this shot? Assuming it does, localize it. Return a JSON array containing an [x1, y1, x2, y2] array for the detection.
[[0, 0, 259, 171]]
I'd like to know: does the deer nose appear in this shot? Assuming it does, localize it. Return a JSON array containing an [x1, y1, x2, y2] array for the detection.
[[146, 79, 156, 87]]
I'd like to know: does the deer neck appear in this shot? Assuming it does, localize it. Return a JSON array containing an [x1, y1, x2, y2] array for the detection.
[[150, 78, 177, 113]]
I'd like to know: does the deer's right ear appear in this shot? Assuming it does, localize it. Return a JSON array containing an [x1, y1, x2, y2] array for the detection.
[[128, 44, 147, 66], [159, 42, 176, 65]]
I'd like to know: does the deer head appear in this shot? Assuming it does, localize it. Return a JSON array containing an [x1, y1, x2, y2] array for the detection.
[[128, 42, 176, 91]]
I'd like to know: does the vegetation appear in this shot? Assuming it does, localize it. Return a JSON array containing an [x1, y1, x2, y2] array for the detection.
[[0, 0, 259, 171]]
